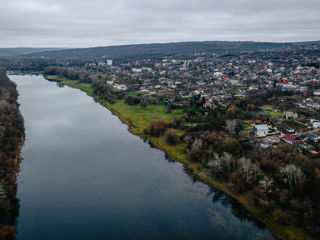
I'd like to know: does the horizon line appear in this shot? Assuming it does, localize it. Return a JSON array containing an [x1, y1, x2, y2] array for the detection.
[[1, 39, 320, 49]]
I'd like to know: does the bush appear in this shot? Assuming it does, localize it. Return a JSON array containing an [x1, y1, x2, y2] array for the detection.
[[146, 120, 169, 137], [164, 128, 179, 145], [125, 95, 141, 105]]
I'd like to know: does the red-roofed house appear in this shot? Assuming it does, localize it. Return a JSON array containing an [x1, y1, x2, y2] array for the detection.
[[282, 134, 298, 144], [280, 82, 288, 85]]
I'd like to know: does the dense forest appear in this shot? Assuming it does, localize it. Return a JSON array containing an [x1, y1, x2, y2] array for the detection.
[[0, 67, 24, 240]]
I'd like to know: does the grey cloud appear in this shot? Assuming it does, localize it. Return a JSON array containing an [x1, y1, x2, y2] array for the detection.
[[0, 0, 319, 47]]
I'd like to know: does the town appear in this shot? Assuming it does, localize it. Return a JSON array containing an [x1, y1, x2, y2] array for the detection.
[[43, 41, 320, 156]]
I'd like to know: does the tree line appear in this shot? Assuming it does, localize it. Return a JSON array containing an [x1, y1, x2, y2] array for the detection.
[[143, 97, 320, 238], [0, 67, 24, 240]]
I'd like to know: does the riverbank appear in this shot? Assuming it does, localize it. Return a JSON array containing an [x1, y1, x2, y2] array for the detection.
[[45, 74, 315, 240], [0, 70, 25, 240]]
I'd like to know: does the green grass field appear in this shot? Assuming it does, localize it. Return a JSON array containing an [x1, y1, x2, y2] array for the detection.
[[262, 109, 283, 118]]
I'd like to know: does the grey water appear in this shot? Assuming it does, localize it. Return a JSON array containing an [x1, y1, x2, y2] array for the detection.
[[11, 74, 274, 240]]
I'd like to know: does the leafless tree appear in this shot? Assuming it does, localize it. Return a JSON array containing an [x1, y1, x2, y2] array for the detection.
[[238, 157, 260, 185], [259, 175, 274, 194], [208, 152, 235, 175], [226, 119, 237, 135], [280, 164, 305, 191], [191, 138, 203, 153]]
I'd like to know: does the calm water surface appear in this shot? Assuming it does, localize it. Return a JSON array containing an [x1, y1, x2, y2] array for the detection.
[[11, 75, 274, 240]]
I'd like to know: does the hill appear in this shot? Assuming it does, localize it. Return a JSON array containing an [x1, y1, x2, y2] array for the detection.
[[0, 48, 66, 56], [26, 41, 299, 59]]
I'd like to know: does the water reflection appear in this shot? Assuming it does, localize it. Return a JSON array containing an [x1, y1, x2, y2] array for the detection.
[[12, 74, 274, 240], [57, 82, 65, 88], [211, 189, 267, 229]]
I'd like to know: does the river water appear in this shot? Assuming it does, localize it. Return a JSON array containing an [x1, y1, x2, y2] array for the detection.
[[11, 74, 274, 240]]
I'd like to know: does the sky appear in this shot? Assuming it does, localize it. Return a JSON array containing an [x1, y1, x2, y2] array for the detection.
[[0, 0, 320, 48]]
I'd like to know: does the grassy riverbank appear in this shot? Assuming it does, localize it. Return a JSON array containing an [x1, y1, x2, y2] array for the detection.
[[45, 74, 315, 240]]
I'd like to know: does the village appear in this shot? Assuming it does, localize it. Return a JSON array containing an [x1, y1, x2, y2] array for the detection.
[[28, 42, 320, 239], [80, 43, 320, 155]]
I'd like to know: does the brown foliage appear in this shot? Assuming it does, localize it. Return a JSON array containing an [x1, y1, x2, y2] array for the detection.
[[146, 120, 169, 137], [0, 70, 24, 238], [247, 104, 256, 111], [0, 225, 15, 240], [226, 106, 239, 114], [259, 115, 268, 123], [164, 129, 179, 145]]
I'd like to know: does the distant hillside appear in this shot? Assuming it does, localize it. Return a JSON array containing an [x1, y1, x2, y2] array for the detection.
[[0, 48, 66, 56], [26, 41, 299, 59]]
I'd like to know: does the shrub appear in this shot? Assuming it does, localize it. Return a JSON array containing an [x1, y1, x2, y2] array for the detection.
[[146, 120, 169, 137], [164, 128, 179, 145]]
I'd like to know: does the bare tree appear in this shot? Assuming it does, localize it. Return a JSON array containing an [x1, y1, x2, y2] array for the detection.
[[279, 164, 305, 191], [226, 119, 237, 135], [221, 152, 235, 173], [238, 157, 260, 185], [188, 138, 204, 161], [208, 152, 235, 176], [259, 175, 274, 194], [191, 138, 203, 153]]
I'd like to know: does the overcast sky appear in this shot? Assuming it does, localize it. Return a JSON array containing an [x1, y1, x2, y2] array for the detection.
[[1, 0, 320, 48]]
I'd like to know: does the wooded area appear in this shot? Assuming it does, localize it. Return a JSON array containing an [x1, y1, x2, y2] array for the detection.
[[0, 68, 24, 240]]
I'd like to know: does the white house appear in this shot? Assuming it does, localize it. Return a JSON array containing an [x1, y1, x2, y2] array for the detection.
[[132, 68, 142, 73], [310, 119, 320, 129], [314, 89, 320, 96], [254, 124, 269, 137], [313, 121, 320, 129]]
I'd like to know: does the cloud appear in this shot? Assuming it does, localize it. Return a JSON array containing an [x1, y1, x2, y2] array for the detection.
[[0, 0, 319, 47]]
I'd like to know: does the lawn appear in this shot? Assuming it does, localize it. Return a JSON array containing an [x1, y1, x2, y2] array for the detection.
[[126, 90, 140, 96], [261, 104, 276, 109], [262, 109, 283, 118], [104, 100, 184, 135], [49, 76, 185, 135]]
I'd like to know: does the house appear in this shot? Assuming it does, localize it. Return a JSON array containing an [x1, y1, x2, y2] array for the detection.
[[106, 60, 113, 66], [254, 124, 269, 137], [302, 132, 320, 142], [314, 89, 320, 96], [309, 150, 319, 155], [265, 136, 280, 144], [132, 68, 142, 73], [115, 84, 128, 91], [282, 134, 298, 144], [310, 119, 320, 129], [203, 102, 216, 109], [284, 127, 295, 133], [260, 142, 270, 148], [283, 111, 298, 119]]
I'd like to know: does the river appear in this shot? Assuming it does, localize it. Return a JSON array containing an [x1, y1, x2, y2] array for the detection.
[[10, 74, 274, 240]]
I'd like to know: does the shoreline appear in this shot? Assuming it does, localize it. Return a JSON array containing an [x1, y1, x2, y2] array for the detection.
[[0, 72, 25, 239], [45, 74, 314, 240]]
